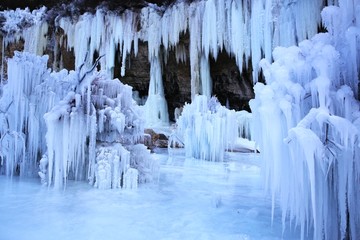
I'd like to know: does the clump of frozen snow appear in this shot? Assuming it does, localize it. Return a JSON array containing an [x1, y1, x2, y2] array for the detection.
[[0, 7, 46, 35], [0, 7, 48, 56]]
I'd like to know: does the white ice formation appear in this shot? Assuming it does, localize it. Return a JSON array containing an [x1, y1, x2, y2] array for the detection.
[[0, 51, 158, 189], [250, 0, 360, 239], [0, 0, 359, 237], [174, 95, 252, 161], [1, 0, 326, 127]]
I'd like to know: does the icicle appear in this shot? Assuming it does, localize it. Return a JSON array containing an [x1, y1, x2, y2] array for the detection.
[[250, 0, 264, 84], [23, 21, 48, 55], [161, 1, 188, 50], [202, 0, 218, 60], [141, 6, 162, 61], [215, 0, 226, 53], [120, 10, 136, 77], [57, 10, 137, 77], [175, 44, 187, 64], [0, 37, 4, 85], [188, 2, 202, 100], [230, 0, 245, 70], [200, 55, 212, 98]]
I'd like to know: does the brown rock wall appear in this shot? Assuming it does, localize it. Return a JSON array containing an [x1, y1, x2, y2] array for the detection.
[[1, 17, 255, 120]]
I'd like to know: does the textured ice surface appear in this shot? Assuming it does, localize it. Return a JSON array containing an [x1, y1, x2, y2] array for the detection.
[[0, 151, 302, 240]]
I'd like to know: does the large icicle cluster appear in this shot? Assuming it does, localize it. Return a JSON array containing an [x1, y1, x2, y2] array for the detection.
[[0, 51, 158, 189], [0, 0, 326, 127], [250, 0, 360, 238], [175, 95, 252, 161]]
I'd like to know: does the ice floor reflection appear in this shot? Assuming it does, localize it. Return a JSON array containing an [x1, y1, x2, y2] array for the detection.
[[0, 150, 302, 240]]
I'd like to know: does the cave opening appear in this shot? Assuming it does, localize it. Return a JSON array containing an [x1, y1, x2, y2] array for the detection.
[[162, 35, 191, 121], [210, 51, 254, 112], [113, 40, 150, 105]]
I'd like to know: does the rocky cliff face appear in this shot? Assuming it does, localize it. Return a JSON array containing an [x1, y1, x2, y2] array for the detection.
[[0, 0, 327, 122], [0, 2, 256, 121], [0, 0, 176, 11]]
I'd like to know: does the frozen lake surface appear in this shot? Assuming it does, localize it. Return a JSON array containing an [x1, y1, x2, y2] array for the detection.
[[0, 150, 301, 240]]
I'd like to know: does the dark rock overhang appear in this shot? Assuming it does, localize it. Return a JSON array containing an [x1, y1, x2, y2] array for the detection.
[[0, 0, 183, 11]]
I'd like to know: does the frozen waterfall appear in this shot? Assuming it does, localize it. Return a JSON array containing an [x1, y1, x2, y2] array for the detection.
[[1, 0, 326, 127], [0, 0, 359, 238], [250, 0, 360, 239]]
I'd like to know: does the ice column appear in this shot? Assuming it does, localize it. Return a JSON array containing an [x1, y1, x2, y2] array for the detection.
[[188, 1, 202, 100], [200, 55, 212, 98], [143, 56, 169, 127]]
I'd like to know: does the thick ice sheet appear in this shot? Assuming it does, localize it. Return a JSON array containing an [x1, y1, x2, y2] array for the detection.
[[0, 151, 301, 240]]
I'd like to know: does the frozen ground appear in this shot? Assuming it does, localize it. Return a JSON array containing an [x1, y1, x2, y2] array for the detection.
[[0, 149, 302, 240]]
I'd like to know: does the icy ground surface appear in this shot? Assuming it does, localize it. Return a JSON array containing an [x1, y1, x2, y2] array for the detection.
[[0, 150, 301, 240]]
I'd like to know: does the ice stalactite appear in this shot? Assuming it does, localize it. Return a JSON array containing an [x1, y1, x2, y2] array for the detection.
[[140, 6, 172, 127], [22, 21, 48, 55], [1, 37, 5, 84], [201, 0, 217, 61], [188, 1, 202, 100], [0, 2, 329, 161], [0, 51, 158, 189], [250, 0, 360, 238], [0, 52, 50, 177], [0, 0, 326, 109], [58, 9, 138, 78], [143, 56, 169, 127], [230, 0, 248, 71], [199, 55, 212, 98], [175, 95, 252, 161]]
